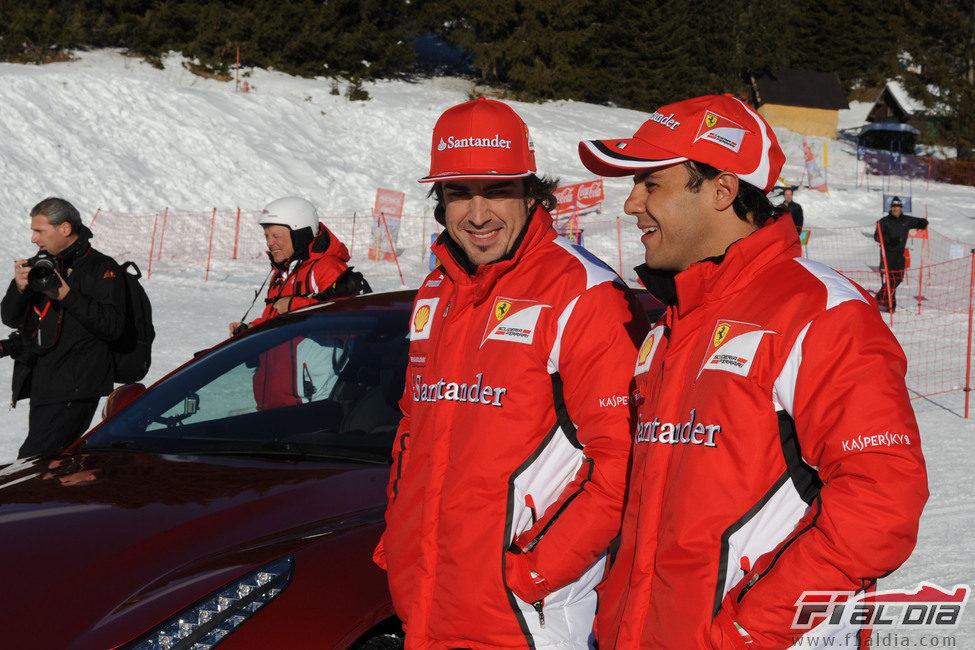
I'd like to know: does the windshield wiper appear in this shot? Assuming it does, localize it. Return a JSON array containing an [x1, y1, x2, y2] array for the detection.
[[79, 439, 139, 452], [185, 441, 389, 464]]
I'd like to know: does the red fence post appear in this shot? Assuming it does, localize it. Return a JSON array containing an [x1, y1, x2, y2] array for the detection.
[[90, 208, 101, 227], [877, 224, 893, 326], [381, 213, 405, 287], [157, 207, 169, 260], [148, 213, 159, 279], [233, 207, 241, 260], [966, 251, 975, 418], [205, 208, 217, 282], [916, 235, 925, 315]]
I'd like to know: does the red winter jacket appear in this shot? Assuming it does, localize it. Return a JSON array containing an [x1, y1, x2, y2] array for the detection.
[[375, 206, 649, 649], [597, 216, 928, 649], [250, 223, 350, 327], [251, 224, 350, 409]]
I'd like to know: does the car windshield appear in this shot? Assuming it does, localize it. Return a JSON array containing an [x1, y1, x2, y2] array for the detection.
[[82, 309, 410, 463]]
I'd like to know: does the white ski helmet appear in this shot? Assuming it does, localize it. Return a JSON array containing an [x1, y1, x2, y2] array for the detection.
[[259, 196, 319, 232]]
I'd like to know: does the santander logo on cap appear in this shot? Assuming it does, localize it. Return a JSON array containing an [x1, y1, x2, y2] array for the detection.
[[419, 98, 537, 183], [437, 134, 513, 152]]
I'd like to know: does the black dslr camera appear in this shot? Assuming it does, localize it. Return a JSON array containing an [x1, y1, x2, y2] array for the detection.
[[25, 251, 62, 293], [0, 330, 23, 359]]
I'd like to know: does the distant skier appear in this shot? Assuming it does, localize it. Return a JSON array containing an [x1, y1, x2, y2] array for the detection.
[[874, 196, 927, 312]]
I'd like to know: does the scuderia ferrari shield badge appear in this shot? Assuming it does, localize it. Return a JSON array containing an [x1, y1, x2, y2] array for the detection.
[[694, 110, 750, 153], [697, 320, 776, 379], [481, 297, 549, 348]]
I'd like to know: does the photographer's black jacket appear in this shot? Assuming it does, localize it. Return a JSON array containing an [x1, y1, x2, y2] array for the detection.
[[1, 229, 125, 407]]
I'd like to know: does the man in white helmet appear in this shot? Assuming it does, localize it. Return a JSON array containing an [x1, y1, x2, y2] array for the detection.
[[229, 196, 368, 335]]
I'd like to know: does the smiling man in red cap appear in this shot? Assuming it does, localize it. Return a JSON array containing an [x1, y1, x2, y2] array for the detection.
[[375, 97, 648, 649], [579, 95, 928, 648]]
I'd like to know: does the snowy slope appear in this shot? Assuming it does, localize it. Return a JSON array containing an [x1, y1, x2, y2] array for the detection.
[[0, 50, 971, 644]]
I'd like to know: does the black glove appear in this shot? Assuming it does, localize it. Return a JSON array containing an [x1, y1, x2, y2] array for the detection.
[[315, 267, 372, 301]]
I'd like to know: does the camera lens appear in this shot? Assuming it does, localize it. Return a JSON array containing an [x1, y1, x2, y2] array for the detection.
[[28, 265, 61, 293]]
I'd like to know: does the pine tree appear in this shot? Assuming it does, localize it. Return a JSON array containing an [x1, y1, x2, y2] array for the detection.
[[898, 0, 975, 159]]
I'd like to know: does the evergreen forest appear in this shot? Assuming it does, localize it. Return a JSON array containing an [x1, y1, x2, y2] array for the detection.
[[2, 0, 972, 157]]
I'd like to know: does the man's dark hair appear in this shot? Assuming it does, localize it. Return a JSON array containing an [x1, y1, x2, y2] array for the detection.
[[430, 175, 559, 225], [30, 197, 82, 234], [683, 161, 775, 227]]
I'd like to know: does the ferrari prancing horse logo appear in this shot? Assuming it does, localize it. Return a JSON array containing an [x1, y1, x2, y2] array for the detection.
[[713, 323, 731, 348], [495, 300, 511, 321]]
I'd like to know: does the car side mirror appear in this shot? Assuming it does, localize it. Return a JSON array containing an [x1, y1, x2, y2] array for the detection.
[[104, 383, 148, 419]]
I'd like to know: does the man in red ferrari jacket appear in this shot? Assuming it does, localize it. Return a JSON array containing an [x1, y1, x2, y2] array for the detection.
[[375, 98, 649, 649], [578, 95, 928, 648]]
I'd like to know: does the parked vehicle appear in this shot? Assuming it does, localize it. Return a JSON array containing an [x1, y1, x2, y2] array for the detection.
[[0, 290, 414, 650]]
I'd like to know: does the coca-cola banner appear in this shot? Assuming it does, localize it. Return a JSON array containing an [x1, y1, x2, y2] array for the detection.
[[554, 179, 604, 213]]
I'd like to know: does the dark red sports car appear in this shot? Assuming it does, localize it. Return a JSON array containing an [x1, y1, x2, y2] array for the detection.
[[0, 290, 415, 650]]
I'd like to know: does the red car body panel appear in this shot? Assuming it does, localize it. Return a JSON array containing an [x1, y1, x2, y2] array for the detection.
[[0, 453, 393, 649]]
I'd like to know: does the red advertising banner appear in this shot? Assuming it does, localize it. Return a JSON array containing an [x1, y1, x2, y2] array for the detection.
[[370, 188, 405, 262], [373, 188, 405, 220], [554, 179, 604, 213]]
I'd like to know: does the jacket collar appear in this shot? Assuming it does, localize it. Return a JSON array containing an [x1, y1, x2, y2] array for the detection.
[[635, 215, 800, 317], [57, 225, 93, 268]]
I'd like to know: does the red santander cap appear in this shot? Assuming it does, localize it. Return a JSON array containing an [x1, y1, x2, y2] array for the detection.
[[578, 94, 784, 193], [419, 97, 536, 183]]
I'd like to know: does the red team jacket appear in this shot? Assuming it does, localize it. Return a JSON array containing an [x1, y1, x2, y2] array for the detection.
[[376, 207, 648, 649], [251, 224, 350, 409], [250, 223, 351, 327], [597, 216, 928, 648]]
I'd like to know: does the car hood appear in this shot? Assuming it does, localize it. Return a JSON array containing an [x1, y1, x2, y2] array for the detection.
[[0, 450, 390, 649]]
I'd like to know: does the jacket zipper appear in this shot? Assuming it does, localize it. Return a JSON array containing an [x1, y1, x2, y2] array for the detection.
[[736, 496, 822, 604], [532, 599, 545, 628]]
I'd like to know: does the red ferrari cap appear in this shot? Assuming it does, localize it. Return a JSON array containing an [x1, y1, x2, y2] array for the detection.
[[578, 94, 785, 193], [419, 97, 536, 183]]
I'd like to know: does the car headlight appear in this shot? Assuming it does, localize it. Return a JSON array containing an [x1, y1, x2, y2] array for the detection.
[[123, 555, 294, 650]]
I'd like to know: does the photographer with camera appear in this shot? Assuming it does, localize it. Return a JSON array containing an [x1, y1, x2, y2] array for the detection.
[[1, 197, 125, 458]]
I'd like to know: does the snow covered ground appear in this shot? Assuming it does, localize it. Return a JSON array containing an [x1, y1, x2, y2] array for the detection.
[[0, 50, 971, 643]]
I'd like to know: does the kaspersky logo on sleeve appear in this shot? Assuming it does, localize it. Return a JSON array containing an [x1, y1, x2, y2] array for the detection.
[[697, 320, 775, 380], [480, 297, 549, 348]]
